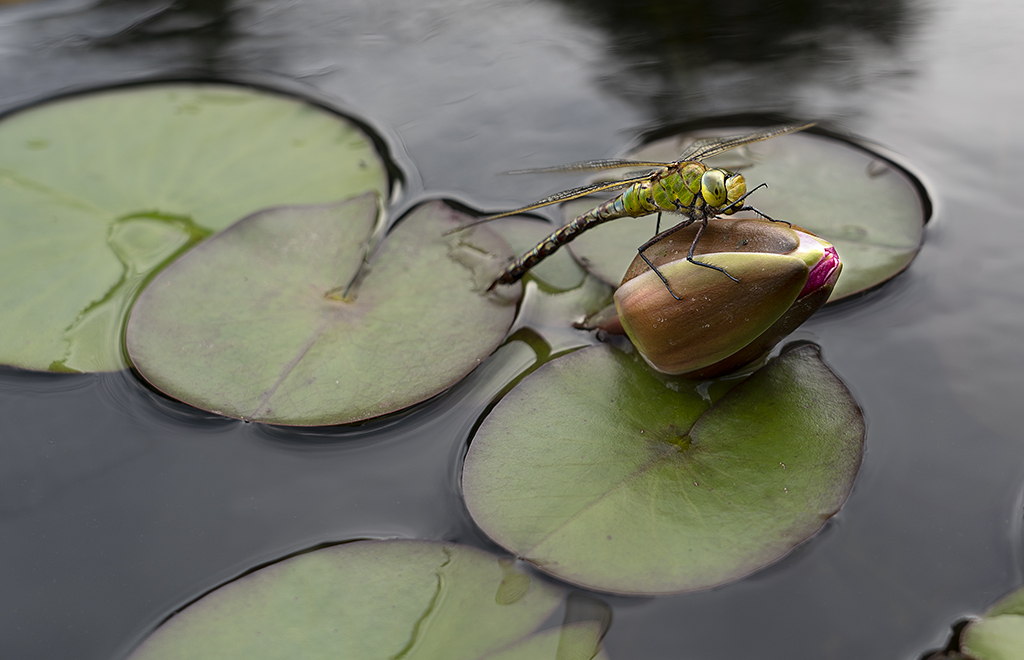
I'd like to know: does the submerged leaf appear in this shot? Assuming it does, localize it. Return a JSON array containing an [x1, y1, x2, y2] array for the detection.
[[463, 343, 864, 594], [127, 540, 610, 660], [0, 83, 388, 372], [126, 197, 518, 426]]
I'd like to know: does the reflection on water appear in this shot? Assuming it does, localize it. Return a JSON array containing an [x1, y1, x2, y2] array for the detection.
[[552, 0, 920, 125], [91, 0, 236, 42], [0, 0, 244, 87], [85, 0, 239, 74]]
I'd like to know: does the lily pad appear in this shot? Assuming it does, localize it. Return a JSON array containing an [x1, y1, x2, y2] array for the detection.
[[126, 197, 518, 426], [567, 128, 925, 301], [0, 83, 388, 372], [462, 343, 864, 594], [961, 586, 1024, 660], [127, 539, 610, 660]]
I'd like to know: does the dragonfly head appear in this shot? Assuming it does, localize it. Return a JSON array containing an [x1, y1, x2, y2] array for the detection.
[[700, 169, 747, 213]]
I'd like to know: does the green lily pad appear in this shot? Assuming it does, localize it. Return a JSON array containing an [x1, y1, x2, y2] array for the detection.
[[462, 342, 864, 594], [126, 197, 518, 426], [567, 128, 925, 301], [127, 539, 611, 660], [962, 586, 1024, 660], [0, 83, 388, 372]]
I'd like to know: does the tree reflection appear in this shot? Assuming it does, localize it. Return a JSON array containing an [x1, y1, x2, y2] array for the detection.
[[89, 0, 239, 75], [553, 0, 919, 125]]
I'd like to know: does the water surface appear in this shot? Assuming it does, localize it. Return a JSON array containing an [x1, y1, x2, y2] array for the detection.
[[2, 1, 1023, 659]]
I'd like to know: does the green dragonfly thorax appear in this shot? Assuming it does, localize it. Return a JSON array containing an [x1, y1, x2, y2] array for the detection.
[[620, 162, 747, 218]]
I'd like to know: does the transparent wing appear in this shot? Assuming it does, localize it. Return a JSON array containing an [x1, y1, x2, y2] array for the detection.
[[678, 123, 815, 162], [507, 159, 672, 174], [443, 176, 651, 235], [482, 177, 648, 219]]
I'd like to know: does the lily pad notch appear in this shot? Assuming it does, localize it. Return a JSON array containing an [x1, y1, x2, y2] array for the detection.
[[127, 197, 519, 426]]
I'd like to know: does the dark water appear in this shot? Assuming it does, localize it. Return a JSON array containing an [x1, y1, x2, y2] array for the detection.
[[2, 0, 1023, 658]]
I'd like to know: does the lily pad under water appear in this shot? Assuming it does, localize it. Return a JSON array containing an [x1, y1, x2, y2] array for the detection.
[[0, 83, 388, 372], [462, 342, 864, 594]]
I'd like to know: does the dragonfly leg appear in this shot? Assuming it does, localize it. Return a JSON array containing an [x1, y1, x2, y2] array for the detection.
[[635, 216, 700, 301], [722, 182, 766, 212], [720, 182, 792, 228], [638, 250, 683, 301], [637, 215, 698, 250], [685, 219, 741, 282], [736, 205, 791, 227]]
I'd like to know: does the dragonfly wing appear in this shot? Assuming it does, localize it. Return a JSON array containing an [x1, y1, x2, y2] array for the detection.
[[507, 159, 672, 174], [443, 175, 653, 235], [481, 176, 651, 221], [677, 123, 815, 162]]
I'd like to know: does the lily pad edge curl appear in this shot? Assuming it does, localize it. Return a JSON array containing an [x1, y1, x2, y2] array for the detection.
[[462, 341, 865, 595]]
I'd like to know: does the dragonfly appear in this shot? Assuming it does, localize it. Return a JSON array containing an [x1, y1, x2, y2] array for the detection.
[[452, 123, 814, 299]]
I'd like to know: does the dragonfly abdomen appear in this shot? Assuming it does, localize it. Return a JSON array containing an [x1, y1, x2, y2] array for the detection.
[[490, 195, 632, 287]]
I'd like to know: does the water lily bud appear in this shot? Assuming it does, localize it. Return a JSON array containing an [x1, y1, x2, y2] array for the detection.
[[614, 218, 841, 378]]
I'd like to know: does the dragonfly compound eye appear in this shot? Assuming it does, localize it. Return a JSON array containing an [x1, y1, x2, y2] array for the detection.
[[700, 169, 728, 207]]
